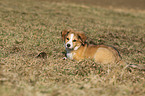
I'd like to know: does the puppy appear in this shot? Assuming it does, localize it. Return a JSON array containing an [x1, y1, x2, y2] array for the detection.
[[61, 29, 145, 70], [61, 29, 122, 64]]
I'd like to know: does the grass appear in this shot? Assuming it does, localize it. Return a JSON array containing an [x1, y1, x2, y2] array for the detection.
[[0, 0, 145, 96]]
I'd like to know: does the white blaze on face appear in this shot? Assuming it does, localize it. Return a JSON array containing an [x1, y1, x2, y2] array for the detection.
[[66, 33, 74, 49]]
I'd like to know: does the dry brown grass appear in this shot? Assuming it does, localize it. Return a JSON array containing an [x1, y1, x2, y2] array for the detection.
[[46, 0, 145, 10], [0, 0, 145, 96]]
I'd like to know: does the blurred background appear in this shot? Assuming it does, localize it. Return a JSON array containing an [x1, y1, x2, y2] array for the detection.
[[47, 0, 145, 10]]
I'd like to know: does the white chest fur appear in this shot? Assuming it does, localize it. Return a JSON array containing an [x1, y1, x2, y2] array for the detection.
[[66, 52, 74, 59]]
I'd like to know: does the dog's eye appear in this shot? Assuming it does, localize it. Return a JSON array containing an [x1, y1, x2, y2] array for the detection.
[[66, 38, 69, 40], [73, 40, 77, 42]]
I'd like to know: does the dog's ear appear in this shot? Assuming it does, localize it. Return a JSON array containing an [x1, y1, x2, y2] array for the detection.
[[61, 29, 70, 41], [78, 32, 87, 45]]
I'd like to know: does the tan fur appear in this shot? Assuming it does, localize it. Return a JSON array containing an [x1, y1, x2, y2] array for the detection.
[[71, 44, 121, 64]]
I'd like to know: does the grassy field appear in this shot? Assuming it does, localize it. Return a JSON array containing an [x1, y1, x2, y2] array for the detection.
[[0, 0, 145, 96], [58, 0, 145, 10]]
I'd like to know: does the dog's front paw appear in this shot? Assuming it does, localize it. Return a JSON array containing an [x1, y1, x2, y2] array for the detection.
[[63, 57, 67, 60]]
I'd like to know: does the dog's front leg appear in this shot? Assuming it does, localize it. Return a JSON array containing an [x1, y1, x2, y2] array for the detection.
[[63, 57, 67, 60]]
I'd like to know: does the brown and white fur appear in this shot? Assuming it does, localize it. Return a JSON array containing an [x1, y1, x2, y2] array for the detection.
[[61, 29, 145, 70]]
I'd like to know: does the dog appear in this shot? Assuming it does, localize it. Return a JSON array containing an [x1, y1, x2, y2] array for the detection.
[[61, 29, 122, 64], [61, 29, 145, 70]]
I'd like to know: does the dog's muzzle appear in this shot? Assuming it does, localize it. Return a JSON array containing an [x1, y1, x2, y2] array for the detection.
[[66, 43, 73, 49]]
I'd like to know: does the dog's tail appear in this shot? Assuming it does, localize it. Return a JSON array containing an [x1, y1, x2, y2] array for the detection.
[[127, 64, 145, 71], [118, 60, 145, 71]]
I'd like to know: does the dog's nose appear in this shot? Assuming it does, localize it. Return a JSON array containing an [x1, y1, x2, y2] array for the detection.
[[67, 44, 71, 47]]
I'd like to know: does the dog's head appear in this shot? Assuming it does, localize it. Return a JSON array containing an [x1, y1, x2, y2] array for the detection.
[[61, 29, 87, 50]]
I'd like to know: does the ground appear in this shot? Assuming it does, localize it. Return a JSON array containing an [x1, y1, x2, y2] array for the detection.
[[49, 0, 145, 10], [0, 0, 145, 96]]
